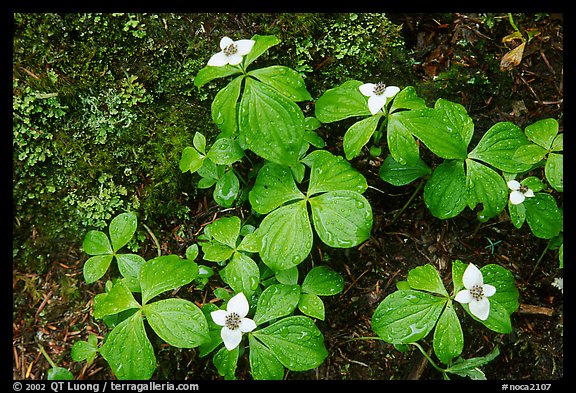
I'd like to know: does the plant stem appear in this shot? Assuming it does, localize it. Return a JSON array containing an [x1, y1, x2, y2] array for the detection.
[[410, 342, 446, 374], [38, 344, 57, 369], [389, 181, 424, 226], [143, 223, 161, 257]]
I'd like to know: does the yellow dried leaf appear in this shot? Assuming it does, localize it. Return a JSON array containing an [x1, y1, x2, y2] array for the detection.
[[500, 42, 526, 71]]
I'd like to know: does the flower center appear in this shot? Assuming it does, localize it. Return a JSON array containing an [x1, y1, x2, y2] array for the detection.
[[225, 312, 241, 330], [469, 284, 484, 301], [373, 82, 387, 95], [223, 43, 238, 56], [519, 185, 530, 194]]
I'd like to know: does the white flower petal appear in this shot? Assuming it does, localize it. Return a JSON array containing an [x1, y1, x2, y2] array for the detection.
[[469, 298, 491, 320], [454, 289, 472, 304], [462, 263, 483, 289], [524, 188, 535, 198], [227, 292, 250, 318], [483, 284, 496, 297], [207, 52, 228, 67], [227, 54, 244, 65], [220, 36, 234, 50], [368, 95, 387, 115], [211, 309, 227, 326], [509, 190, 526, 205], [235, 39, 255, 55], [359, 83, 376, 97], [221, 326, 243, 350], [507, 180, 521, 191], [383, 86, 400, 98], [239, 317, 257, 333]]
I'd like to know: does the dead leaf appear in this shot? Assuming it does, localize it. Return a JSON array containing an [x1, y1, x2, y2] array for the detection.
[[500, 41, 526, 71]]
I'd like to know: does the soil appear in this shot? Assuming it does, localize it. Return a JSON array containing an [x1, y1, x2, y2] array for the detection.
[[12, 13, 564, 383]]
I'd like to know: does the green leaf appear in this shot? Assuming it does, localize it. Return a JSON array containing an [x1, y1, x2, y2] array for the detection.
[[434, 98, 474, 147], [243, 34, 281, 69], [109, 212, 137, 252], [305, 117, 322, 131], [423, 160, 467, 219], [451, 259, 468, 294], [545, 152, 563, 191], [508, 200, 526, 228], [179, 146, 205, 174], [214, 170, 240, 208], [100, 311, 156, 380], [47, 367, 74, 380], [71, 335, 99, 363], [343, 115, 381, 160], [524, 193, 563, 239], [407, 264, 448, 296], [398, 108, 468, 160], [482, 264, 519, 316], [258, 201, 313, 271], [83, 230, 112, 255], [275, 267, 299, 285], [194, 64, 241, 88], [254, 284, 300, 325], [389, 86, 427, 112], [140, 255, 199, 305], [186, 244, 199, 261], [468, 122, 532, 172], [433, 301, 463, 365], [379, 155, 431, 186], [298, 293, 325, 320], [446, 346, 500, 379], [143, 299, 210, 348], [465, 159, 508, 221], [213, 345, 239, 379], [211, 76, 243, 137], [252, 316, 328, 371], [249, 162, 304, 214], [304, 130, 326, 149], [525, 118, 558, 149], [303, 150, 368, 195], [309, 190, 372, 248], [83, 254, 114, 284], [372, 290, 447, 344], [200, 241, 234, 263], [205, 216, 241, 249], [551, 133, 563, 152], [193, 132, 207, 155], [314, 80, 371, 123], [197, 156, 222, 181], [386, 112, 421, 166], [248, 65, 312, 101], [93, 281, 140, 319], [223, 252, 260, 297], [248, 335, 285, 380], [115, 254, 146, 282], [301, 266, 344, 296], [239, 76, 305, 165], [207, 137, 245, 165], [513, 143, 548, 165]]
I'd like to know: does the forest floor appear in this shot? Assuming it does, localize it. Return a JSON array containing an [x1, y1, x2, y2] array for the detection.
[[12, 13, 564, 382]]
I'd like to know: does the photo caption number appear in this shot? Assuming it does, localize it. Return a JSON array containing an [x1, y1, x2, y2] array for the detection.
[[25, 384, 46, 391]]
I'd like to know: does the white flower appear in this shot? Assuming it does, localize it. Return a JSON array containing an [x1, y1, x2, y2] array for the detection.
[[552, 277, 563, 294], [211, 292, 256, 350], [359, 82, 400, 115], [454, 263, 496, 321], [507, 179, 535, 205], [207, 36, 255, 67]]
